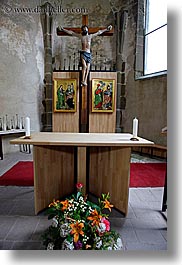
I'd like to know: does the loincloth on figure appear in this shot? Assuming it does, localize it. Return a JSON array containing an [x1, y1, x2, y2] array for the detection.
[[80, 51, 92, 64]]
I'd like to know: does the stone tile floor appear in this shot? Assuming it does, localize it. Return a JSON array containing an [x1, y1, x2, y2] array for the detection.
[[0, 151, 167, 250]]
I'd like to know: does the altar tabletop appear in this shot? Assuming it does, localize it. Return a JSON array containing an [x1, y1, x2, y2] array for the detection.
[[10, 132, 154, 146]]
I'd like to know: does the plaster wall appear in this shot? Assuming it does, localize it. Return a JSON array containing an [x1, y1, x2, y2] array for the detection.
[[0, 0, 44, 153], [0, 1, 44, 127]]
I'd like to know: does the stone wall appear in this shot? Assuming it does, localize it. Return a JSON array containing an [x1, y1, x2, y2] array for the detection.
[[121, 0, 167, 145]]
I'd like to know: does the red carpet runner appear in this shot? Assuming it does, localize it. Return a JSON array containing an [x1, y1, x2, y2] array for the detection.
[[0, 161, 166, 187], [130, 162, 166, 187], [0, 162, 34, 186]]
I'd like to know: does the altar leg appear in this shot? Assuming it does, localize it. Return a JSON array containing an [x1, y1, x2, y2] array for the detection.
[[89, 146, 131, 216], [33, 145, 75, 214]]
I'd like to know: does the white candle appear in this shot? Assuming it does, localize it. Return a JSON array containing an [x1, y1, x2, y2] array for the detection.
[[19, 120, 22, 130], [3, 121, 6, 131], [133, 117, 138, 138], [25, 117, 30, 136]]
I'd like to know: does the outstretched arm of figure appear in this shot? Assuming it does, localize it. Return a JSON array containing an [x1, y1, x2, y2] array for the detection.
[[91, 25, 112, 37], [57, 26, 80, 37]]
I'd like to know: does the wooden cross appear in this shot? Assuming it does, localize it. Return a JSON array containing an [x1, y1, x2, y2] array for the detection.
[[57, 15, 114, 36], [56, 14, 114, 73], [56, 15, 114, 132]]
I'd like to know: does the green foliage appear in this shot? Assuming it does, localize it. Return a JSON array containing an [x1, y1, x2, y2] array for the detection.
[[42, 187, 122, 250]]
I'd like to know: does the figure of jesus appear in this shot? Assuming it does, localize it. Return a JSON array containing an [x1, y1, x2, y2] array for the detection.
[[57, 24, 112, 86]]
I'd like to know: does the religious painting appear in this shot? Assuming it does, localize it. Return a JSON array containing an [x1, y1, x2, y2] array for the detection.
[[91, 79, 115, 112], [53, 78, 77, 112]]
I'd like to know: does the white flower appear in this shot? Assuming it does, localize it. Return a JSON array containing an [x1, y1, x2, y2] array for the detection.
[[52, 217, 58, 227], [95, 237, 102, 249], [113, 237, 123, 250], [79, 197, 84, 202], [97, 222, 106, 233], [61, 239, 74, 250], [96, 240, 102, 249], [117, 237, 123, 249], [117, 237, 123, 248], [83, 238, 87, 243], [60, 223, 70, 237], [107, 246, 112, 250], [47, 242, 54, 250]]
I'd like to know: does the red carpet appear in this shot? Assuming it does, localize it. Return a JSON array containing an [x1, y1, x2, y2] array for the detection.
[[0, 161, 166, 187], [130, 163, 166, 187], [0, 161, 34, 186]]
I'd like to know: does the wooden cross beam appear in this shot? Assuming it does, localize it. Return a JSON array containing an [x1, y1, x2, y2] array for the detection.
[[56, 15, 114, 36]]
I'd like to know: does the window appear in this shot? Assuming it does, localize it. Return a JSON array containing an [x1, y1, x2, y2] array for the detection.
[[144, 0, 167, 75], [135, 0, 167, 79]]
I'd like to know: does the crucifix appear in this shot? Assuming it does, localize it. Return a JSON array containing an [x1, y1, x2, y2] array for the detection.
[[57, 15, 114, 132], [57, 15, 114, 86]]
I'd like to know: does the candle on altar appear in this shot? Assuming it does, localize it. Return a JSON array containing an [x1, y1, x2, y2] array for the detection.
[[25, 117, 30, 137], [132, 117, 138, 138]]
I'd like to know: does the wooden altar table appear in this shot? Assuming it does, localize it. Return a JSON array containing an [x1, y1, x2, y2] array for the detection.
[[10, 132, 154, 215]]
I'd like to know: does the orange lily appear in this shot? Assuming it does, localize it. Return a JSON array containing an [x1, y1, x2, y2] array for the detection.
[[60, 199, 69, 211], [87, 209, 102, 226], [48, 199, 60, 207], [103, 199, 113, 212], [70, 221, 84, 242]]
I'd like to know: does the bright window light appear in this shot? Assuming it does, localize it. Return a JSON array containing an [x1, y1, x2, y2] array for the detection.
[[144, 0, 167, 75]]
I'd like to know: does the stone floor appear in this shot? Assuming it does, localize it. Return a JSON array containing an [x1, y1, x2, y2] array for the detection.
[[0, 151, 167, 250]]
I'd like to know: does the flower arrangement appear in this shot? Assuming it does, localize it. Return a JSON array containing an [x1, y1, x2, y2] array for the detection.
[[42, 183, 123, 250]]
